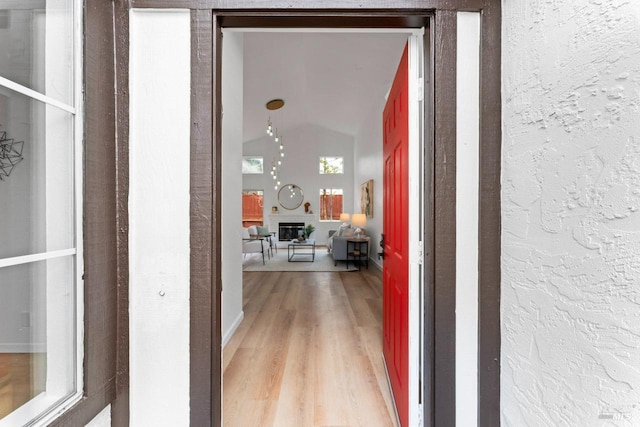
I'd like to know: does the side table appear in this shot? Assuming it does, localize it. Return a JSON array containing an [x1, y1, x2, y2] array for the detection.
[[346, 237, 370, 270]]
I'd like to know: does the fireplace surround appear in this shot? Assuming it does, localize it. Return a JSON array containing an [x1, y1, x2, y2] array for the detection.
[[278, 222, 305, 241]]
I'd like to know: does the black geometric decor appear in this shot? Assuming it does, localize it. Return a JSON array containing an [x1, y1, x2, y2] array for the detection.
[[0, 131, 24, 181]]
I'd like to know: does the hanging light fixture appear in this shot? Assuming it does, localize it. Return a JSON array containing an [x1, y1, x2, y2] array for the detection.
[[265, 99, 286, 191]]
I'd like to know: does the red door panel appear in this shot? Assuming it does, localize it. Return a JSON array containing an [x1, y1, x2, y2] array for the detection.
[[383, 43, 409, 427]]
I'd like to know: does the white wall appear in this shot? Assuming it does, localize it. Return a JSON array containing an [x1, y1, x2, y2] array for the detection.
[[502, 1, 640, 425], [353, 102, 384, 269], [85, 405, 110, 427], [455, 11, 480, 427], [129, 9, 191, 425], [222, 32, 245, 345], [243, 124, 354, 245]]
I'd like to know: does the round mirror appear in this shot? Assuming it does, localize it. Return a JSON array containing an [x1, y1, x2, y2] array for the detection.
[[278, 184, 304, 210]]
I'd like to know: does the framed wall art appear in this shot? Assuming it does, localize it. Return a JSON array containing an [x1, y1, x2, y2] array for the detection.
[[361, 179, 373, 218]]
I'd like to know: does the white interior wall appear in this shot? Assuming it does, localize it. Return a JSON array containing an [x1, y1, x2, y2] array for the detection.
[[455, 11, 480, 427], [243, 124, 354, 245], [354, 103, 385, 269], [222, 32, 244, 345], [502, 1, 640, 424], [129, 9, 191, 425]]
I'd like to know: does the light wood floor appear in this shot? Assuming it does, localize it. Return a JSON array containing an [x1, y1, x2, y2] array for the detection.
[[0, 353, 44, 418], [223, 269, 398, 427]]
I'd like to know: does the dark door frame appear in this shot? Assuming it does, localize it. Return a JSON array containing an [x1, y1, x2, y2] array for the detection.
[[101, 2, 501, 427]]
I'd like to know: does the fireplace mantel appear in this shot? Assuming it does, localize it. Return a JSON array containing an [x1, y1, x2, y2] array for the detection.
[[268, 213, 317, 243]]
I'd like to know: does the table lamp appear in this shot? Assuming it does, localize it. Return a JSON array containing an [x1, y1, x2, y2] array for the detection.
[[339, 212, 351, 224], [352, 213, 367, 238]]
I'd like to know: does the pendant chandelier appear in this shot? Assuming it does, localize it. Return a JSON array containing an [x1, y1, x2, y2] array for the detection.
[[266, 99, 285, 191]]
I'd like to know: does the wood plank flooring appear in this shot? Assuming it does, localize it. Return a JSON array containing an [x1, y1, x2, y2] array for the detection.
[[0, 353, 44, 419], [223, 269, 398, 427]]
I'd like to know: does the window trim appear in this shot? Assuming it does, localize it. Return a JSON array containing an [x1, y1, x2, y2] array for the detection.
[[319, 188, 344, 222], [319, 155, 344, 174], [241, 189, 265, 226], [47, 0, 120, 424], [0, 1, 85, 425], [242, 155, 264, 174]]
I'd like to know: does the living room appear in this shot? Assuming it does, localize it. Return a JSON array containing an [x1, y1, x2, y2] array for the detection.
[[220, 29, 408, 339], [237, 32, 408, 272]]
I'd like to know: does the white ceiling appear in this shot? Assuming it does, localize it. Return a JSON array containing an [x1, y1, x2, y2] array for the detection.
[[242, 32, 409, 143]]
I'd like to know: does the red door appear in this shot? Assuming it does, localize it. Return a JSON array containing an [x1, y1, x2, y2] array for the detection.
[[383, 44, 409, 427]]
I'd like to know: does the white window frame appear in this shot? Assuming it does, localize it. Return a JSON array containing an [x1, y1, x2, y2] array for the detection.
[[318, 188, 344, 222], [242, 156, 264, 174], [319, 156, 344, 174], [0, 1, 84, 425]]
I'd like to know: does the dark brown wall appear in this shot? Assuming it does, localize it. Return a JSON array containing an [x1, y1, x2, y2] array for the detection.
[[51, 0, 119, 424]]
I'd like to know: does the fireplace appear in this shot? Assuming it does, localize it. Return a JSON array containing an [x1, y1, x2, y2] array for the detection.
[[278, 222, 305, 241]]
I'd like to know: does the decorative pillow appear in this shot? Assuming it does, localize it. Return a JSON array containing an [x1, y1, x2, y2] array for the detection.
[[247, 225, 258, 236], [256, 226, 269, 235], [242, 228, 250, 239], [343, 227, 355, 238], [337, 223, 351, 237]]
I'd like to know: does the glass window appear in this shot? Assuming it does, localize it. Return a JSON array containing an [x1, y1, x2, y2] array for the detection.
[[319, 156, 344, 174], [242, 156, 263, 174], [0, 87, 75, 260], [319, 189, 344, 221], [0, 1, 81, 425], [242, 190, 264, 227], [0, 4, 75, 105]]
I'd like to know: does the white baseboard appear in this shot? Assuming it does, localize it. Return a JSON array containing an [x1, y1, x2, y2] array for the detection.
[[222, 311, 245, 347], [369, 256, 383, 271]]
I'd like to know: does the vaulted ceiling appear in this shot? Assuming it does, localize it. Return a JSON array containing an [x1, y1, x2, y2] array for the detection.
[[242, 31, 409, 143]]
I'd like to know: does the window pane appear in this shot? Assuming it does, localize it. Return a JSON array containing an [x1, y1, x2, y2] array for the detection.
[[0, 86, 75, 260], [242, 157, 263, 174], [319, 156, 344, 174], [0, 256, 76, 422], [319, 188, 343, 221], [0, 2, 75, 105], [242, 190, 264, 227]]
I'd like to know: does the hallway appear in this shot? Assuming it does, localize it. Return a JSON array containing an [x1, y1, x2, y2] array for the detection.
[[223, 269, 397, 426]]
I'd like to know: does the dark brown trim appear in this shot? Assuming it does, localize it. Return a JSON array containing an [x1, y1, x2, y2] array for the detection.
[[111, 0, 131, 425], [218, 13, 428, 28], [102, 4, 501, 427], [478, 1, 501, 425], [433, 9, 457, 427], [130, 0, 483, 10], [422, 22, 436, 427], [190, 9, 217, 427], [51, 0, 119, 424], [212, 16, 224, 427]]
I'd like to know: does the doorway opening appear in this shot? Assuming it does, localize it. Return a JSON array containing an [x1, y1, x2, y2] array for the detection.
[[221, 26, 427, 426]]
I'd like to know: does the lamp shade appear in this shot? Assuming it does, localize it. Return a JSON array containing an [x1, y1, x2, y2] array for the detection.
[[351, 213, 367, 227], [339, 213, 351, 222]]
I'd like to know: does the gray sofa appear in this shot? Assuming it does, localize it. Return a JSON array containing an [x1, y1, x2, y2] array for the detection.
[[328, 227, 369, 266]]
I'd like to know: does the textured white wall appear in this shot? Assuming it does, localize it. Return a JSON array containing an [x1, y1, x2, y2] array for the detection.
[[502, 1, 640, 425]]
